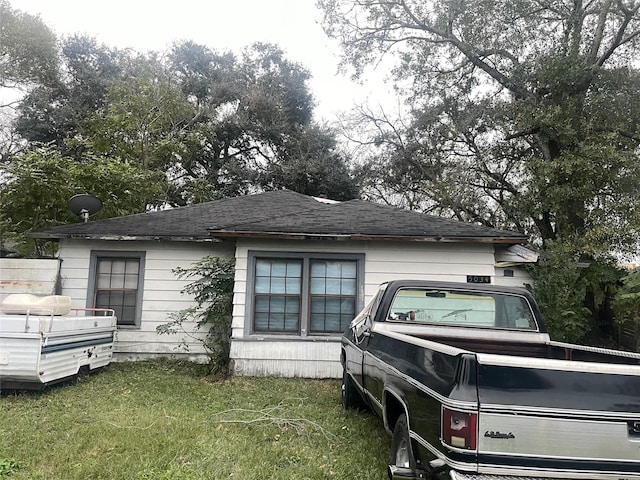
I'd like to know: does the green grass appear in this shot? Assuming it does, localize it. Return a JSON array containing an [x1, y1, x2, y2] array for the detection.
[[0, 361, 389, 479]]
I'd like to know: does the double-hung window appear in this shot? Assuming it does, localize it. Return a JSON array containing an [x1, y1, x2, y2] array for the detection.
[[250, 252, 362, 336], [88, 251, 145, 327]]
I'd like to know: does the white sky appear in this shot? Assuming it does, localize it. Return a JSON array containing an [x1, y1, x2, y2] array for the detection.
[[7, 0, 396, 122]]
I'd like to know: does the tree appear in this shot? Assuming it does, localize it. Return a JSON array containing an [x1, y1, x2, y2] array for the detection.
[[14, 35, 132, 149], [319, 0, 640, 254], [84, 63, 195, 171], [0, 0, 59, 92], [0, 143, 167, 256], [162, 41, 356, 203], [260, 123, 359, 200]]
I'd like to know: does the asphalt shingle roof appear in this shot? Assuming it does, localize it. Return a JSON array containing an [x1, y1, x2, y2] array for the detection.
[[30, 190, 527, 244]]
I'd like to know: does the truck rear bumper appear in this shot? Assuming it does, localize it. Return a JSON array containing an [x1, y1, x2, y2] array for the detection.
[[450, 473, 549, 480], [450, 472, 640, 480]]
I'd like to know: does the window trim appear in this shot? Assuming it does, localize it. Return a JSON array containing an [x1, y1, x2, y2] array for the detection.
[[87, 250, 146, 328], [246, 251, 365, 337]]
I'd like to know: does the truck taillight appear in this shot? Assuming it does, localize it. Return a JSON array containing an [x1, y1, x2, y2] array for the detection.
[[442, 407, 477, 450]]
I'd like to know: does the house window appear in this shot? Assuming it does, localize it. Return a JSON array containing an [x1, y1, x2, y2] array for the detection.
[[254, 259, 302, 333], [309, 260, 357, 333], [88, 251, 145, 327], [250, 253, 363, 336]]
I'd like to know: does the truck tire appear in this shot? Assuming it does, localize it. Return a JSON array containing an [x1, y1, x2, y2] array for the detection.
[[390, 413, 416, 470], [342, 368, 366, 411]]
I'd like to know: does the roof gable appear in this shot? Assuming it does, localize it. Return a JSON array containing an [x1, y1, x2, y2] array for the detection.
[[30, 190, 527, 244]]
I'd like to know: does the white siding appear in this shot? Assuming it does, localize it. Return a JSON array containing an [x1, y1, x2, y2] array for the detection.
[[44, 236, 534, 377], [57, 239, 234, 362], [230, 239, 508, 378]]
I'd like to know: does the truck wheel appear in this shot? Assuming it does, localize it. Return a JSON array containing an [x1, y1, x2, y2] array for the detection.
[[390, 413, 416, 470], [342, 368, 366, 411]]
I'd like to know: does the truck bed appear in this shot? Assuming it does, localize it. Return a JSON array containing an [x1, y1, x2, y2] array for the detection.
[[430, 334, 640, 365]]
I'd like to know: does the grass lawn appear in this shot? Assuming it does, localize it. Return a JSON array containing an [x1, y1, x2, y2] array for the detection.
[[0, 360, 389, 480]]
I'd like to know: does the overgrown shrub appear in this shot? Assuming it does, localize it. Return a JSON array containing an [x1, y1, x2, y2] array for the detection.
[[157, 256, 235, 376], [612, 269, 640, 351], [527, 240, 625, 346], [527, 241, 592, 342]]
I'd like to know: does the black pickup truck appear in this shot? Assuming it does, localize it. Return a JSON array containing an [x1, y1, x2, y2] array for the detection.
[[341, 280, 640, 480]]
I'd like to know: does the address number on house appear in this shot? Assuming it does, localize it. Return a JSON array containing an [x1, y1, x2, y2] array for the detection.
[[467, 275, 491, 284]]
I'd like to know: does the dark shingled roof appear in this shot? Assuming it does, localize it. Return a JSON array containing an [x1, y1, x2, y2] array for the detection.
[[30, 190, 527, 244]]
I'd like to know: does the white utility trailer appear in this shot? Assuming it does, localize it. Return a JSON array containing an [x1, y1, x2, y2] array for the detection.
[[0, 294, 117, 390]]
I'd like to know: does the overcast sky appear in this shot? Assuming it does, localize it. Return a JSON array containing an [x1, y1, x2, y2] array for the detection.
[[8, 0, 395, 121]]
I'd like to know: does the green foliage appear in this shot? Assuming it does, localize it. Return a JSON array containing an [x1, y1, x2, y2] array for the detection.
[[527, 240, 626, 345], [320, 0, 640, 253], [0, 0, 59, 90], [9, 34, 355, 207], [0, 143, 167, 256], [85, 68, 194, 170], [613, 270, 640, 319], [0, 459, 21, 478], [527, 241, 592, 342], [261, 124, 359, 200], [157, 257, 235, 376], [14, 35, 130, 147], [612, 269, 640, 349]]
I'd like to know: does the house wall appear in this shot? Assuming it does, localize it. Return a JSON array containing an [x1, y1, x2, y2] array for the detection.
[[4, 238, 534, 377], [57, 239, 234, 362], [230, 238, 528, 378]]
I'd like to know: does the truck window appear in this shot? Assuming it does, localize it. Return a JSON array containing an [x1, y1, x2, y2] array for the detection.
[[386, 288, 537, 331]]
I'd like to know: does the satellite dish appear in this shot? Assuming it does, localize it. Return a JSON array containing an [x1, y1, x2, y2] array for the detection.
[[68, 194, 102, 223]]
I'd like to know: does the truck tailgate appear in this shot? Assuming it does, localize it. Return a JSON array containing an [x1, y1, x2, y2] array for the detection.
[[475, 353, 640, 478]]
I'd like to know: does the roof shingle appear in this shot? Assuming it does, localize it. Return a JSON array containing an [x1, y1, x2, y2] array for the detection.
[[30, 190, 527, 244]]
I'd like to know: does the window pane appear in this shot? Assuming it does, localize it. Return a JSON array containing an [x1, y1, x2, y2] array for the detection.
[[342, 262, 357, 278], [310, 277, 325, 294], [271, 277, 286, 294], [111, 260, 126, 275], [125, 260, 139, 274], [310, 262, 326, 277], [97, 273, 111, 288], [325, 298, 341, 314], [324, 314, 341, 331], [341, 278, 356, 295], [341, 297, 355, 313], [285, 277, 301, 294], [255, 296, 270, 313], [124, 273, 138, 289], [270, 296, 285, 313], [326, 262, 341, 278], [271, 261, 288, 277], [255, 276, 271, 294], [311, 297, 325, 314], [286, 262, 301, 277], [255, 260, 272, 277], [284, 314, 299, 332], [326, 280, 341, 295]]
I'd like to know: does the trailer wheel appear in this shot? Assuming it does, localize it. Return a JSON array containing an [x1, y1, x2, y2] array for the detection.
[[342, 368, 366, 411], [390, 413, 416, 470]]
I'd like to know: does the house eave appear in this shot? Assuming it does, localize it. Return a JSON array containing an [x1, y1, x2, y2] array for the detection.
[[209, 230, 527, 244], [28, 233, 221, 243]]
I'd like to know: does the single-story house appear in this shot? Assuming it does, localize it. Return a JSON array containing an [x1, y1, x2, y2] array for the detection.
[[24, 189, 536, 378]]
